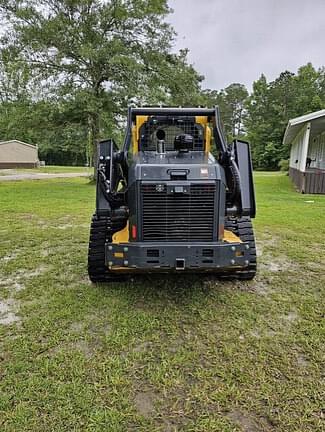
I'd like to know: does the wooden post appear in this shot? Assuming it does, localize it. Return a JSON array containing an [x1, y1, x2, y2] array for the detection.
[[300, 122, 311, 174]]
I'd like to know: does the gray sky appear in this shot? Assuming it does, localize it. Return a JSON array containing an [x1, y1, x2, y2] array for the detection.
[[168, 0, 325, 91]]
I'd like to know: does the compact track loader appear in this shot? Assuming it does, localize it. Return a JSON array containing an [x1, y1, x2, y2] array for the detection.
[[88, 107, 256, 282]]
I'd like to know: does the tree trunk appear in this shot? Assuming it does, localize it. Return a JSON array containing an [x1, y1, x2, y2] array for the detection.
[[89, 111, 100, 179]]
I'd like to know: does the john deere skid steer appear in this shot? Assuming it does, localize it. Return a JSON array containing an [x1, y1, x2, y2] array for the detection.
[[88, 107, 256, 282]]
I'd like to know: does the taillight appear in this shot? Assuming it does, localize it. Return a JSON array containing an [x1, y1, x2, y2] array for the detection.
[[219, 223, 224, 240], [131, 224, 137, 240]]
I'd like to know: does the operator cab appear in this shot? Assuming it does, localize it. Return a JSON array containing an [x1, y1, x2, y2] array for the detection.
[[132, 113, 213, 156], [138, 116, 207, 153]]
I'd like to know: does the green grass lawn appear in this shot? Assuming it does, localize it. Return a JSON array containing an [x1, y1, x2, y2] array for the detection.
[[0, 173, 324, 431]]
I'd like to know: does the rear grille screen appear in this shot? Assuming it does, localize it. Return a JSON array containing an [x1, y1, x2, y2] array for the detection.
[[141, 183, 216, 241], [139, 117, 205, 151]]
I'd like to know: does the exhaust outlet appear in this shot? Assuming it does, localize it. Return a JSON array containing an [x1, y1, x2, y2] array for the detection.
[[156, 129, 166, 154]]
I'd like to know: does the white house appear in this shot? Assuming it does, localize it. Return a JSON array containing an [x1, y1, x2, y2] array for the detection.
[[283, 109, 325, 193], [0, 140, 39, 169]]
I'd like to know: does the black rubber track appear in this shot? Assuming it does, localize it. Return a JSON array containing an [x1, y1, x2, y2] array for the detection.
[[88, 215, 125, 283], [223, 216, 257, 280]]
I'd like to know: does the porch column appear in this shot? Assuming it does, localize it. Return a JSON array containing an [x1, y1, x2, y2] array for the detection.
[[299, 122, 311, 173]]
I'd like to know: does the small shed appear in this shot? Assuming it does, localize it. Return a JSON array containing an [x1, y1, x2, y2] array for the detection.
[[0, 140, 39, 169], [283, 109, 325, 194]]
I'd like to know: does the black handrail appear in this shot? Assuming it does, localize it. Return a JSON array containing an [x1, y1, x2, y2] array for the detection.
[[130, 107, 216, 119]]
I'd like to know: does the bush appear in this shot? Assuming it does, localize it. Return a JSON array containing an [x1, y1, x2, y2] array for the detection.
[[278, 159, 289, 172], [257, 142, 281, 170]]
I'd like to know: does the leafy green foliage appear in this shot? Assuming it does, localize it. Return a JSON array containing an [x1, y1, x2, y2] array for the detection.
[[278, 158, 289, 172], [202, 66, 325, 171], [0, 97, 89, 165], [202, 83, 248, 141], [0, 0, 203, 169], [246, 64, 325, 169], [0, 1, 324, 171]]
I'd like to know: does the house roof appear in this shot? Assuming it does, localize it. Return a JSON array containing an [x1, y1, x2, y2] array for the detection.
[[283, 109, 325, 145], [0, 140, 38, 150]]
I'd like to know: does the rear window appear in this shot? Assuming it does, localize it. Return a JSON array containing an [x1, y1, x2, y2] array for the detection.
[[138, 116, 205, 151]]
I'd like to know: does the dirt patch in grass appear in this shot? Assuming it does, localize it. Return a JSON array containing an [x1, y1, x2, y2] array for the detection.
[[227, 409, 273, 431], [56, 223, 74, 230], [256, 235, 279, 258], [55, 223, 89, 230], [0, 265, 51, 327], [0, 298, 20, 325], [17, 265, 50, 279], [86, 314, 112, 336], [281, 311, 298, 323], [68, 315, 112, 354], [167, 336, 185, 353], [0, 278, 25, 292], [134, 390, 158, 417], [39, 243, 71, 258], [72, 340, 93, 358], [70, 321, 84, 333], [296, 353, 309, 368], [17, 213, 49, 228], [306, 261, 324, 272], [0, 265, 50, 293], [249, 276, 272, 295], [260, 255, 299, 273], [133, 341, 153, 353], [18, 212, 40, 221], [43, 338, 94, 359], [0, 250, 20, 262], [218, 275, 273, 296]]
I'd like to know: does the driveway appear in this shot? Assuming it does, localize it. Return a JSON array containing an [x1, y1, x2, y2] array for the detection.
[[0, 172, 89, 181]]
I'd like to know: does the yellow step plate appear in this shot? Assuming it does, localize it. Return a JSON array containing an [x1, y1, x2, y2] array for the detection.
[[112, 222, 129, 244], [223, 229, 242, 243]]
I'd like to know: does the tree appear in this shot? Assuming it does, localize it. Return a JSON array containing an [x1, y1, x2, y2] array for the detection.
[[245, 65, 325, 170], [220, 83, 248, 138], [266, 71, 296, 163], [293, 63, 324, 115], [201, 84, 248, 142], [245, 74, 276, 168], [0, 0, 202, 173]]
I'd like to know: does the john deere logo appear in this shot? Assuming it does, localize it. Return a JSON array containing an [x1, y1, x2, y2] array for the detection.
[[155, 184, 165, 192]]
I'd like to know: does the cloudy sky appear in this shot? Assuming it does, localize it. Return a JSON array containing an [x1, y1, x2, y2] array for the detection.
[[168, 0, 325, 91]]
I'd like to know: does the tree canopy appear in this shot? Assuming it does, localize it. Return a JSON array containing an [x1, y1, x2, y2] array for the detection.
[[0, 1, 324, 170], [245, 64, 325, 169], [0, 0, 203, 169]]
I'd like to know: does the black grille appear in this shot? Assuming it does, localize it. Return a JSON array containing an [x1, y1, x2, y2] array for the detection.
[[141, 183, 216, 241]]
